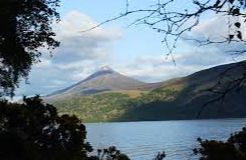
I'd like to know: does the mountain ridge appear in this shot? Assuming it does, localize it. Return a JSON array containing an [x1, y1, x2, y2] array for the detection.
[[47, 60, 246, 122]]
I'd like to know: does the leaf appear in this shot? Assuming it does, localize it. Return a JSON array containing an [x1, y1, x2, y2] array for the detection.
[[229, 34, 234, 40], [213, 0, 221, 7], [228, 0, 235, 4], [235, 22, 241, 28], [232, 8, 240, 15], [229, 6, 235, 13], [237, 31, 242, 40], [193, 0, 199, 5], [239, 0, 244, 6]]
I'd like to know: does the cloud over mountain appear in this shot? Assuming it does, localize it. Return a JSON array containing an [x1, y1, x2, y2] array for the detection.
[[16, 11, 122, 96]]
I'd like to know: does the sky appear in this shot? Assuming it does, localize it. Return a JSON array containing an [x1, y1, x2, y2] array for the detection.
[[15, 0, 246, 97]]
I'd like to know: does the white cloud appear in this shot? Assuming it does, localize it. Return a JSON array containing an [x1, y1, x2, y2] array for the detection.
[[52, 10, 122, 64], [16, 11, 122, 96], [34, 58, 52, 68], [114, 50, 225, 83], [186, 15, 246, 57]]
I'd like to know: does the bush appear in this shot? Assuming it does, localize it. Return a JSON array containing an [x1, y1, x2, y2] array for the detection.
[[0, 96, 92, 160], [194, 128, 246, 160]]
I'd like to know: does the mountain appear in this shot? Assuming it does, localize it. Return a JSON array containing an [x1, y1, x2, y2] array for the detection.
[[46, 66, 156, 101], [47, 61, 246, 122]]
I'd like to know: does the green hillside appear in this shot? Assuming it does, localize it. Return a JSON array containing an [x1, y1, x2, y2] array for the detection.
[[52, 81, 196, 122], [53, 93, 132, 122], [51, 61, 246, 122]]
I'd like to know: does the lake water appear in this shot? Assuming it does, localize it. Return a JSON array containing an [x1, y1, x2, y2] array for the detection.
[[86, 118, 246, 160]]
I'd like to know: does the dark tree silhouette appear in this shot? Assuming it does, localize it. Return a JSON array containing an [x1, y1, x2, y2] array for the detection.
[[0, 96, 93, 160], [89, 146, 130, 160], [0, 0, 60, 97], [88, 146, 165, 160], [194, 127, 246, 160]]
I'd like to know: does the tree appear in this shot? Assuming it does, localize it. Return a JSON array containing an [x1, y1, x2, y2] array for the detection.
[[0, 0, 60, 97], [0, 96, 93, 160], [89, 146, 130, 160], [194, 127, 246, 160]]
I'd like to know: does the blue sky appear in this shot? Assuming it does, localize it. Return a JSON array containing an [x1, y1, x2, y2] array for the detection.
[[15, 0, 246, 97]]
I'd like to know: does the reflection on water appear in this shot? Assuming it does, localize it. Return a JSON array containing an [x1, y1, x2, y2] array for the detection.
[[86, 119, 246, 160]]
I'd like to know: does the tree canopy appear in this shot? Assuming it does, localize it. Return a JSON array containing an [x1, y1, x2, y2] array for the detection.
[[0, 0, 60, 97], [0, 96, 92, 160], [194, 127, 246, 160]]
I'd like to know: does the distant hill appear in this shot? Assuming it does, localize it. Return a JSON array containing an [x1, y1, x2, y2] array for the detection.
[[45, 66, 159, 101], [46, 61, 246, 122]]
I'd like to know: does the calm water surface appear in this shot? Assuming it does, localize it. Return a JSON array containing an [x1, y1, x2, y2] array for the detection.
[[86, 118, 246, 160]]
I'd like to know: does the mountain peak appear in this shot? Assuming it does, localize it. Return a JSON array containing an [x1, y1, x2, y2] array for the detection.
[[46, 65, 147, 99], [99, 65, 113, 72]]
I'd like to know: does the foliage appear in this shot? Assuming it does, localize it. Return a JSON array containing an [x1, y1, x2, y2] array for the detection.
[[0, 96, 92, 160], [53, 86, 181, 122], [89, 146, 165, 160], [194, 127, 246, 160], [89, 146, 130, 160], [53, 93, 132, 122], [0, 0, 60, 96], [154, 151, 166, 160]]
